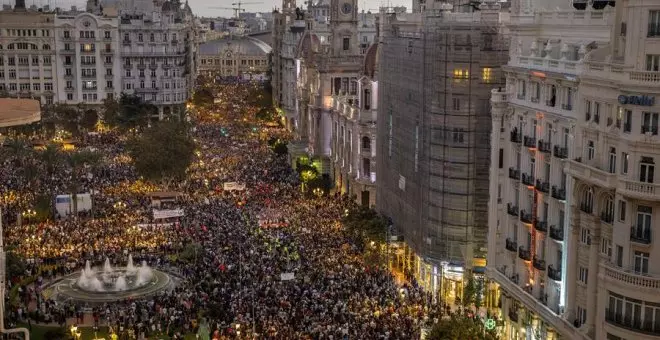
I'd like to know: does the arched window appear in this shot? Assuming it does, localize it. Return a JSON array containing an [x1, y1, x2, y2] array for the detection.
[[601, 196, 614, 223], [42, 44, 51, 50], [361, 136, 371, 151], [581, 188, 593, 213]]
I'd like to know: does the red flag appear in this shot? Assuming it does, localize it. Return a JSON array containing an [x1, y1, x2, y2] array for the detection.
[[219, 264, 226, 272]]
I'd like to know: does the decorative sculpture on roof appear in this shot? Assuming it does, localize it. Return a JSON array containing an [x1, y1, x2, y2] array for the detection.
[[295, 7, 304, 20]]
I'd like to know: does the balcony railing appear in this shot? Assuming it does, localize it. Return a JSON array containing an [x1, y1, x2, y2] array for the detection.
[[642, 125, 659, 135], [553, 145, 568, 159], [548, 265, 562, 281], [562, 103, 573, 111], [521, 173, 535, 186], [523, 136, 537, 148], [508, 167, 521, 180], [535, 179, 550, 193], [505, 238, 517, 252], [631, 227, 652, 244], [605, 309, 660, 336], [531, 97, 539, 103], [538, 140, 551, 153], [618, 179, 660, 201], [520, 211, 533, 224], [507, 203, 519, 217], [600, 212, 614, 224], [549, 225, 564, 241], [123, 39, 132, 45], [551, 186, 566, 200], [518, 246, 531, 261], [533, 256, 546, 271], [602, 261, 660, 290], [546, 98, 556, 107], [534, 219, 548, 233], [510, 130, 522, 143]]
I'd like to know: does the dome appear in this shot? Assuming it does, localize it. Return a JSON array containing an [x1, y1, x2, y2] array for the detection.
[[199, 36, 272, 57], [363, 43, 379, 78]]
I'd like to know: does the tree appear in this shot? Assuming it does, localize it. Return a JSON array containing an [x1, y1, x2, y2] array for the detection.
[[80, 109, 99, 131], [272, 141, 288, 155], [39, 143, 62, 176], [53, 104, 81, 137], [192, 88, 214, 108], [429, 313, 498, 340], [103, 94, 155, 132], [180, 243, 203, 263], [63, 149, 102, 217], [342, 207, 388, 246], [127, 120, 195, 188], [5, 251, 26, 280]]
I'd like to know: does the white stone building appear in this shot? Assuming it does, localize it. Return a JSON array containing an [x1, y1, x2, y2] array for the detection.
[[54, 11, 121, 104], [487, 0, 660, 339], [0, 2, 57, 105], [118, 0, 199, 118]]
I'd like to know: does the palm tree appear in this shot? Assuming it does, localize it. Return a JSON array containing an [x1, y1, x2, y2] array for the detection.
[[64, 150, 101, 217], [39, 143, 62, 176]]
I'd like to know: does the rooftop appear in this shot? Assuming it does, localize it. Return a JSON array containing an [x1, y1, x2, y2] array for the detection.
[[0, 98, 41, 128], [199, 36, 272, 56]]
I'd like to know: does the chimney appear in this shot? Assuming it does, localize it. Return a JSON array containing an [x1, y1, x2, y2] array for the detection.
[[15, 0, 25, 10]]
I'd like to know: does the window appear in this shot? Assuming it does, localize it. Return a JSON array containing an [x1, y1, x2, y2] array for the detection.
[[138, 33, 143, 42], [44, 83, 52, 91], [609, 147, 616, 173], [150, 33, 155, 42], [594, 102, 601, 123], [647, 55, 660, 71], [343, 37, 349, 51], [640, 157, 655, 183], [619, 200, 627, 221], [579, 267, 588, 284], [580, 227, 591, 245], [498, 148, 503, 169], [577, 306, 587, 327], [622, 152, 629, 174], [585, 100, 591, 120], [517, 79, 526, 98], [616, 245, 623, 266], [64, 31, 70, 38], [481, 67, 492, 82], [106, 81, 113, 88], [65, 68, 72, 76], [587, 140, 595, 160], [635, 205, 652, 240], [649, 10, 660, 37], [623, 109, 632, 132], [634, 251, 650, 274], [32, 83, 40, 91], [67, 93, 73, 100], [452, 97, 460, 111], [104, 31, 110, 39], [601, 238, 612, 258], [642, 112, 659, 135], [454, 69, 469, 80]]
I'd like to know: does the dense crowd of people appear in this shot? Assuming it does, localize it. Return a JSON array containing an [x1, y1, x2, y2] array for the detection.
[[0, 82, 444, 339]]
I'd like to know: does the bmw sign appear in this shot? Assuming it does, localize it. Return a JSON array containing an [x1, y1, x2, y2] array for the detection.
[[618, 95, 655, 106]]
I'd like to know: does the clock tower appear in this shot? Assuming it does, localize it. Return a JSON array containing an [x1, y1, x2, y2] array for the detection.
[[330, 0, 358, 56]]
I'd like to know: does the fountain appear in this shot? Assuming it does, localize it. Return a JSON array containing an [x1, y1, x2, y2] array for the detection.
[[115, 276, 128, 291], [103, 258, 113, 274], [47, 255, 175, 303], [126, 254, 136, 273]]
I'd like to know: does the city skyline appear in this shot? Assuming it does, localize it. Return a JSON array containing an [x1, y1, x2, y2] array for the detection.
[[0, 0, 410, 17]]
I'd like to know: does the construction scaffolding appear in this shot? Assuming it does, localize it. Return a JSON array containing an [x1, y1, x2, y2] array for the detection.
[[376, 1, 509, 295]]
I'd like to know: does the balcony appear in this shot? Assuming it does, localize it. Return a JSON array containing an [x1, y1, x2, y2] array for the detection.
[[605, 309, 660, 336], [137, 64, 146, 69], [642, 125, 659, 135], [523, 136, 536, 148], [101, 49, 114, 54], [521, 173, 535, 186], [618, 179, 660, 201], [81, 87, 97, 91], [553, 145, 568, 159], [122, 39, 132, 45], [508, 167, 521, 180], [562, 103, 573, 111], [601, 261, 660, 292], [60, 49, 75, 54], [506, 203, 518, 217], [508, 309, 519, 322], [549, 225, 564, 241], [534, 219, 548, 233], [520, 211, 533, 224], [546, 98, 556, 107], [517, 93, 526, 100], [535, 179, 550, 193], [600, 212, 614, 224], [518, 246, 531, 261], [533, 256, 546, 271], [149, 63, 158, 70], [531, 97, 540, 103], [548, 265, 562, 281], [630, 227, 652, 245], [81, 73, 97, 79], [505, 238, 517, 252], [510, 130, 522, 143], [64, 74, 74, 79], [551, 186, 566, 201], [538, 140, 551, 153], [80, 62, 96, 66], [565, 159, 617, 189]]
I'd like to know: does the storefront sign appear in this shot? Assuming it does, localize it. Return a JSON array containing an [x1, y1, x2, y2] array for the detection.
[[618, 95, 655, 106]]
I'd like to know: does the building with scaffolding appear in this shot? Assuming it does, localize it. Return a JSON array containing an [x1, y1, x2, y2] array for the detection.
[[375, 0, 509, 303]]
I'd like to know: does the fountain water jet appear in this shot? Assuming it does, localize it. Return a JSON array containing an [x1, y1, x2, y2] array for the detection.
[[103, 258, 113, 274], [135, 261, 154, 286], [126, 254, 136, 273], [115, 276, 128, 291]]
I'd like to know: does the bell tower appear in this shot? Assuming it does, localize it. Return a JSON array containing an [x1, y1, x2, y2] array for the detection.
[[330, 0, 358, 56]]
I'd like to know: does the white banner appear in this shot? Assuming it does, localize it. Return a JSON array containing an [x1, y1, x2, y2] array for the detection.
[[223, 182, 246, 191], [137, 222, 177, 228], [280, 272, 295, 281], [153, 209, 185, 219]]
